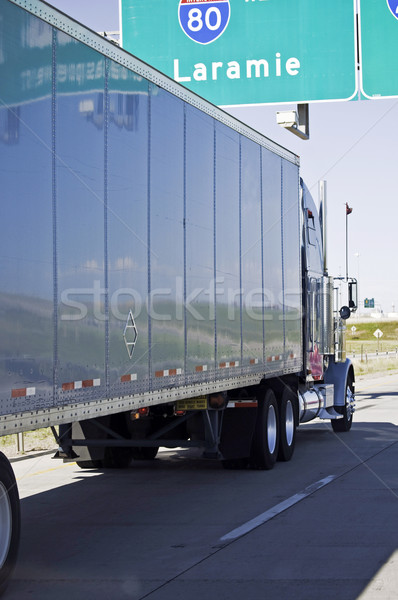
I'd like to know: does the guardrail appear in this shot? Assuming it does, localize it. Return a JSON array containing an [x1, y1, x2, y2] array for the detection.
[[349, 348, 398, 362]]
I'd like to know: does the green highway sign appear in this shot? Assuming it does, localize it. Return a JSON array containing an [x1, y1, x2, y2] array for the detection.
[[0, 0, 149, 108], [120, 0, 357, 107], [359, 0, 398, 99]]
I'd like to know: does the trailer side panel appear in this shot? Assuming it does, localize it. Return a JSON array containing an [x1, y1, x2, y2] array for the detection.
[[0, 0, 302, 432]]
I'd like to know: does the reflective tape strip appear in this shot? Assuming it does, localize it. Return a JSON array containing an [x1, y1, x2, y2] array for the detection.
[[155, 368, 183, 378], [266, 354, 296, 362], [228, 401, 258, 408], [195, 365, 208, 373], [62, 379, 100, 391], [267, 355, 281, 362], [11, 387, 36, 398], [219, 361, 239, 368], [250, 358, 259, 365], [121, 373, 138, 383]]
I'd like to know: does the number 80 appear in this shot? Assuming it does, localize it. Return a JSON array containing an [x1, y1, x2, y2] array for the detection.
[[187, 7, 222, 32]]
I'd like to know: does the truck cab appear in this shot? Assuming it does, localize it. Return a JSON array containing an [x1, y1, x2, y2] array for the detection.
[[301, 179, 357, 430]]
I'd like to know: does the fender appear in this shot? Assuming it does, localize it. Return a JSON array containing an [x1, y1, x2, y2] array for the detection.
[[323, 358, 355, 407]]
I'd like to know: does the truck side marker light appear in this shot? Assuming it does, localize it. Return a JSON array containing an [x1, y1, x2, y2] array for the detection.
[[120, 374, 138, 383], [11, 387, 36, 398], [61, 379, 101, 391], [219, 361, 239, 368], [155, 368, 183, 378]]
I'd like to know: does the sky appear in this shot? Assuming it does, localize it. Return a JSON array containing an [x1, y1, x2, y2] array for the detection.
[[47, 0, 398, 316]]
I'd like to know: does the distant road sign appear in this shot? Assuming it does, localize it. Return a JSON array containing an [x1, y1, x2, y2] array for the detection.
[[359, 0, 398, 98], [120, 0, 357, 107], [374, 329, 383, 339]]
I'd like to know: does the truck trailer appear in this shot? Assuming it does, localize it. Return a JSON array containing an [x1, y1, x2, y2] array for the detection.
[[0, 0, 358, 592]]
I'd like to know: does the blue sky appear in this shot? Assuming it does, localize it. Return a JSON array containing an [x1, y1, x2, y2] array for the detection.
[[48, 0, 398, 316]]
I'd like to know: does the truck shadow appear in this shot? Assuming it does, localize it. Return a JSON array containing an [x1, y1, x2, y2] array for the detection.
[[5, 420, 398, 600]]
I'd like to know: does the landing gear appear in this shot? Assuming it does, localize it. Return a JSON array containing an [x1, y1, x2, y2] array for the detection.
[[0, 453, 20, 596]]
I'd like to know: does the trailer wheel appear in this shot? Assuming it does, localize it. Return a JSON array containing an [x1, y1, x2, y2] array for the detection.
[[103, 447, 133, 469], [0, 453, 20, 596], [222, 458, 249, 470], [277, 387, 297, 462], [331, 372, 354, 433], [250, 389, 279, 470], [131, 447, 159, 460]]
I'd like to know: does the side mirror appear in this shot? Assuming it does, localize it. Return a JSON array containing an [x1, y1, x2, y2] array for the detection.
[[339, 306, 351, 320], [348, 279, 358, 312]]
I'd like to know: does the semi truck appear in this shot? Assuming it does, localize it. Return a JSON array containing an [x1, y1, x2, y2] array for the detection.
[[0, 0, 358, 593]]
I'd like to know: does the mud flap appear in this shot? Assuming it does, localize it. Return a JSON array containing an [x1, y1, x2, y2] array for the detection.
[[219, 408, 257, 460]]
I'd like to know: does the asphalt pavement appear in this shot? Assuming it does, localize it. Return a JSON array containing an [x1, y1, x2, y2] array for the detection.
[[4, 373, 398, 600]]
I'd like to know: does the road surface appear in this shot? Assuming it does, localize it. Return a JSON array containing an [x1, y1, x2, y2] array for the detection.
[[5, 373, 398, 599]]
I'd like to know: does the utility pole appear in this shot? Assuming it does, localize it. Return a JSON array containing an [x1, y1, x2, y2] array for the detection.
[[345, 202, 353, 281]]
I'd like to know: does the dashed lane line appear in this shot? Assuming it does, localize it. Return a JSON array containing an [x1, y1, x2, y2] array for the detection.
[[220, 475, 336, 542]]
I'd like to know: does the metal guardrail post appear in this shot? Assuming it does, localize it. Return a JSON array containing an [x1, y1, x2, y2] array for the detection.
[[16, 432, 25, 453]]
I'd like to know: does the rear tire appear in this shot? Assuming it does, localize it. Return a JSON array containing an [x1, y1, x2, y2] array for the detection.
[[0, 453, 20, 596], [250, 389, 279, 470], [131, 447, 159, 460], [277, 387, 297, 462], [102, 413, 134, 468], [103, 447, 133, 469], [222, 458, 249, 470]]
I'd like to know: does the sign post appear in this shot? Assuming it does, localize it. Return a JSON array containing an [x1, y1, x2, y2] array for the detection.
[[374, 328, 383, 353], [120, 0, 357, 107]]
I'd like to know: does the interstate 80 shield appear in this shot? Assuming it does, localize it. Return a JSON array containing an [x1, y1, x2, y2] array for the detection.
[[387, 0, 398, 20], [178, 0, 231, 45]]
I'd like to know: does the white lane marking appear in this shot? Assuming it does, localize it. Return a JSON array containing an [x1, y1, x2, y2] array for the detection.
[[220, 475, 336, 542]]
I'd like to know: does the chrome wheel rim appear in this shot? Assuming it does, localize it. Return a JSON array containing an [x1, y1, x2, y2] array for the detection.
[[346, 386, 354, 420], [285, 400, 294, 446], [267, 405, 277, 454]]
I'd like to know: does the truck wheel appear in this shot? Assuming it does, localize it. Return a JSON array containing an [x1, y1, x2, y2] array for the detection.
[[131, 447, 159, 460], [103, 447, 133, 468], [250, 389, 279, 470], [222, 458, 249, 470], [0, 453, 20, 596], [277, 387, 297, 462], [331, 372, 354, 433]]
